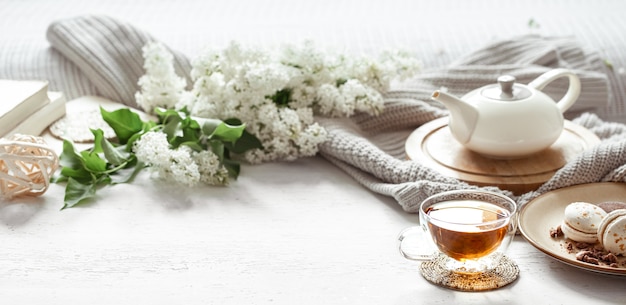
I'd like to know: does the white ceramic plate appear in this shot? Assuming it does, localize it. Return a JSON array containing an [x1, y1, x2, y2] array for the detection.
[[518, 182, 626, 276]]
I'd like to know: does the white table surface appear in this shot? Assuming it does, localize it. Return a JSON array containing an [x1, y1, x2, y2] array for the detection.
[[1, 136, 625, 304], [2, 1, 626, 303]]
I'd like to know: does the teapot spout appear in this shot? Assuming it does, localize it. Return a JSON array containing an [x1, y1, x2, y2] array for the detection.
[[431, 91, 479, 144]]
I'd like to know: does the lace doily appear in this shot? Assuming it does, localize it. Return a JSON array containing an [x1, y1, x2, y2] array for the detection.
[[49, 109, 116, 143]]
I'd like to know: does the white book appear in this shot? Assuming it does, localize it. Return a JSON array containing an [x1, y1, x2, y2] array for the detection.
[[7, 91, 66, 137], [0, 79, 51, 137]]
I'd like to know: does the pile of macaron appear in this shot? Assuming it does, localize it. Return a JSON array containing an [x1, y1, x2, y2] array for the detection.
[[560, 201, 626, 256]]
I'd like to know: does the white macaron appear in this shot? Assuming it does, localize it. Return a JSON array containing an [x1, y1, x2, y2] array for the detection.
[[561, 202, 607, 243], [597, 209, 626, 256]]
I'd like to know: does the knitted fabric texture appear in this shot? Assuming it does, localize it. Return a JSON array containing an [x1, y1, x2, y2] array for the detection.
[[45, 15, 626, 212], [46, 15, 192, 108]]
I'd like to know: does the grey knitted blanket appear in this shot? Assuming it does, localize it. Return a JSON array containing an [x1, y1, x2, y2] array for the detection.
[[46, 15, 626, 212]]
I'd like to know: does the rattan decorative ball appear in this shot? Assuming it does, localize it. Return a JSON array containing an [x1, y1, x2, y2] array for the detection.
[[0, 134, 59, 199]]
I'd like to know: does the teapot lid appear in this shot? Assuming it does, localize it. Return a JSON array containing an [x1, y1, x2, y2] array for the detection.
[[480, 75, 531, 101]]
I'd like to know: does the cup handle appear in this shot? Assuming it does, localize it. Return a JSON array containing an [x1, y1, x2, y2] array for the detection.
[[398, 226, 436, 261], [527, 68, 581, 113]]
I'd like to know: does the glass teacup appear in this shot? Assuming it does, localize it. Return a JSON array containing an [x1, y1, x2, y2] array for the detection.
[[399, 190, 517, 274]]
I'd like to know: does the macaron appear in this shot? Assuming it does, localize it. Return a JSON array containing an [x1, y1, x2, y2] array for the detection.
[[597, 209, 626, 256], [561, 202, 608, 243]]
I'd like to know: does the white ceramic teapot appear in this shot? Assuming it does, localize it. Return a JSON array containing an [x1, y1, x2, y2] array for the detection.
[[431, 68, 581, 158]]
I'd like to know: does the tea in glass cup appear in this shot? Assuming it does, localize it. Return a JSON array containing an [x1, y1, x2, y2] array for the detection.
[[399, 190, 517, 274]]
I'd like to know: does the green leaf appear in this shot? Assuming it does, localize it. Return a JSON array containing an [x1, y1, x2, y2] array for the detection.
[[50, 174, 68, 183], [220, 120, 263, 154], [98, 132, 129, 166], [124, 128, 146, 153], [161, 113, 182, 139], [226, 129, 263, 154], [181, 141, 204, 152], [185, 117, 201, 130], [109, 162, 145, 184], [211, 122, 246, 143], [222, 159, 240, 178], [171, 125, 200, 149], [209, 140, 225, 161], [101, 107, 143, 144], [59, 167, 93, 183], [156, 107, 183, 124], [199, 118, 222, 135], [91, 129, 105, 154], [59, 140, 85, 169], [58, 140, 92, 181], [53, 104, 254, 210], [61, 178, 97, 209], [80, 150, 107, 173], [270, 88, 291, 107]]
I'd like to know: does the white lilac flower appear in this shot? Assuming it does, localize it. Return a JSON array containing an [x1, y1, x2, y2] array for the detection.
[[294, 107, 315, 125], [137, 40, 421, 165], [295, 122, 328, 157], [243, 63, 291, 97], [193, 150, 229, 185], [132, 131, 171, 167], [340, 79, 384, 116], [135, 42, 188, 114], [133, 131, 229, 187], [163, 146, 200, 187], [379, 49, 423, 81], [316, 83, 352, 117], [288, 85, 317, 109]]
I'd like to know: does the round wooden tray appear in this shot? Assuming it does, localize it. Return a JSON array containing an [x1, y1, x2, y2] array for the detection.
[[405, 117, 601, 195]]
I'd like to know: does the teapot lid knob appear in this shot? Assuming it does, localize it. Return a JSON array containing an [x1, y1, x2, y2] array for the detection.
[[498, 75, 516, 97], [481, 75, 531, 101]]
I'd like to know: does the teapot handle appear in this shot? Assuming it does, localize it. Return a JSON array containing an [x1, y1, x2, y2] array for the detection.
[[528, 68, 581, 113]]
